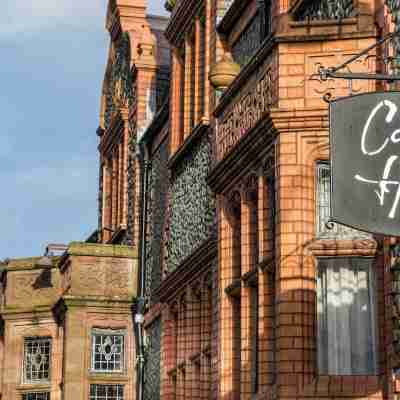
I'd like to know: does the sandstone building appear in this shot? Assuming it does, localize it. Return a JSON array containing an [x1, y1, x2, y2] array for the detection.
[[2, 0, 400, 399]]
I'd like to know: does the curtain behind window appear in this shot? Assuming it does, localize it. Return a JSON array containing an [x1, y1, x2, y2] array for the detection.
[[317, 257, 377, 375]]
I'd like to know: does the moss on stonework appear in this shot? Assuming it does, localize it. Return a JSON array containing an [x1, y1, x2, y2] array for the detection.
[[5, 257, 60, 271], [66, 242, 138, 259]]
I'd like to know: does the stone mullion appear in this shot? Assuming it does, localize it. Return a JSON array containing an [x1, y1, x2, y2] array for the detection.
[[258, 270, 275, 388], [118, 141, 123, 226], [258, 174, 272, 261], [170, 51, 179, 153], [184, 36, 193, 139], [113, 148, 118, 230], [203, 0, 212, 121], [161, 308, 174, 400], [218, 195, 239, 399], [202, 283, 212, 399], [193, 289, 201, 400], [194, 18, 201, 125], [101, 163, 107, 241], [186, 291, 194, 400], [177, 300, 185, 400], [200, 285, 206, 400], [106, 162, 113, 242], [112, 150, 118, 231], [259, 174, 276, 388], [240, 193, 254, 400], [122, 129, 129, 227]]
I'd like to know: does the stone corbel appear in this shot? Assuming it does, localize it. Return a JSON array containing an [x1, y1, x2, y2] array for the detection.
[[238, 173, 258, 204], [220, 190, 241, 224]]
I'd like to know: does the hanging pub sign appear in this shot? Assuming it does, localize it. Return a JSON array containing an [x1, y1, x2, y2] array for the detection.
[[330, 91, 400, 236]]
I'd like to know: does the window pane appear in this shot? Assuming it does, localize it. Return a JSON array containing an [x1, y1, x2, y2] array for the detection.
[[22, 393, 50, 400], [91, 331, 125, 372], [24, 337, 51, 383], [90, 384, 124, 400], [315, 163, 371, 239], [317, 257, 377, 375]]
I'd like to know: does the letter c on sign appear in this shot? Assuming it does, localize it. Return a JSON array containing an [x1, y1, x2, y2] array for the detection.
[[361, 99, 397, 155]]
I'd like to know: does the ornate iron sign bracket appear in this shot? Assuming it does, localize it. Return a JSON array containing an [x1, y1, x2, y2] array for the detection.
[[318, 33, 400, 82]]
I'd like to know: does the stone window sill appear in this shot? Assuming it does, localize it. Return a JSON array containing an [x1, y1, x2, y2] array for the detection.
[[300, 374, 380, 397], [308, 238, 378, 257], [88, 372, 129, 382], [17, 383, 51, 391]]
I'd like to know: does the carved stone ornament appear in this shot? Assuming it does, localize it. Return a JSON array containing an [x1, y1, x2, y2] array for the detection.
[[209, 53, 241, 91], [104, 32, 135, 130]]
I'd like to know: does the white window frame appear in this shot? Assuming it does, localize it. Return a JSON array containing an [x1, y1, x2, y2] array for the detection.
[[91, 328, 126, 373], [315, 162, 371, 239], [89, 384, 124, 400], [23, 337, 52, 384], [22, 392, 50, 400]]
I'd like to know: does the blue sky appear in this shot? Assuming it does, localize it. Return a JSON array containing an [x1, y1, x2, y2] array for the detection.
[[0, 0, 167, 259]]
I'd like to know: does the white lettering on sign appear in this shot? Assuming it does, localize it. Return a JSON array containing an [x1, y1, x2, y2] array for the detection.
[[355, 99, 400, 219]]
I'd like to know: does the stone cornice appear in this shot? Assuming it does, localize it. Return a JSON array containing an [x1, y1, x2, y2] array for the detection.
[[99, 109, 129, 156], [164, 0, 204, 47], [60, 296, 133, 307], [168, 121, 210, 170], [4, 257, 59, 271], [156, 238, 217, 303], [52, 297, 132, 326], [1, 308, 55, 319], [216, 0, 252, 34], [58, 242, 137, 268], [208, 118, 276, 194], [269, 107, 328, 131]]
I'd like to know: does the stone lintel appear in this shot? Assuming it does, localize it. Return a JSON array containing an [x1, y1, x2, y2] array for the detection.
[[1, 308, 54, 320], [62, 295, 134, 308]]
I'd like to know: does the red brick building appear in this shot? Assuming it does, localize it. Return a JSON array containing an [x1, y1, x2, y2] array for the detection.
[[3, 0, 400, 400], [139, 0, 400, 400]]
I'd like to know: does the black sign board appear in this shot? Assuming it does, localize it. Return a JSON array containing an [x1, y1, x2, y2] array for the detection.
[[331, 91, 400, 236]]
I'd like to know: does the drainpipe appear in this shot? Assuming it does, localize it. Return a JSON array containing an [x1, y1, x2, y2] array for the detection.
[[134, 140, 150, 400]]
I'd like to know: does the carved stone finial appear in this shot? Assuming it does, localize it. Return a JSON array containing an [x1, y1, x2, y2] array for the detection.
[[209, 53, 241, 91]]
